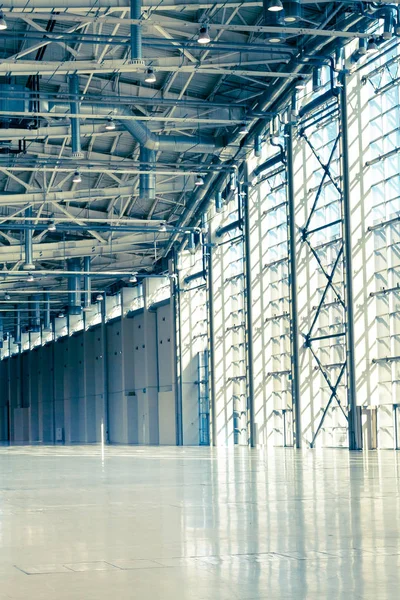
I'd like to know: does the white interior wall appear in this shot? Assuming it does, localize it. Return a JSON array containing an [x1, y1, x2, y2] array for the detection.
[[0, 282, 176, 445]]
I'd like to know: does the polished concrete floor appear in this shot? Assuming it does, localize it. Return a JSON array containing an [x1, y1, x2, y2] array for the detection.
[[0, 445, 399, 599]]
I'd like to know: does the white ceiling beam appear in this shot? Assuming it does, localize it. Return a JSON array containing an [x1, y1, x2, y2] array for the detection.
[[2, 13, 371, 40], [0, 233, 169, 263], [0, 60, 299, 78], [1, 1, 264, 8]]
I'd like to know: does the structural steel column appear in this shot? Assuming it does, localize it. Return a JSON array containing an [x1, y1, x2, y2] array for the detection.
[[340, 72, 362, 451], [101, 300, 110, 443], [243, 162, 256, 447], [171, 259, 183, 446], [286, 117, 302, 448], [207, 241, 217, 446]]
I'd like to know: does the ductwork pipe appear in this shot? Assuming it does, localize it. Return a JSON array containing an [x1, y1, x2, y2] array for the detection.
[[23, 206, 34, 271], [83, 256, 91, 310], [130, 0, 142, 62], [298, 87, 340, 118], [251, 151, 284, 177], [67, 258, 82, 315], [119, 107, 223, 153], [30, 294, 41, 332], [140, 146, 156, 201], [69, 74, 83, 158], [48, 103, 224, 153]]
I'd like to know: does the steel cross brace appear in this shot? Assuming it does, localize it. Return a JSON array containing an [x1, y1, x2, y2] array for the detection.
[[297, 109, 349, 447], [304, 237, 345, 311], [309, 360, 347, 448], [300, 131, 341, 234]]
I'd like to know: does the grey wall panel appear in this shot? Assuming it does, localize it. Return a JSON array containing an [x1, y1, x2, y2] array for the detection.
[[122, 317, 137, 442], [107, 321, 123, 391], [85, 330, 96, 441], [158, 391, 176, 445], [21, 352, 30, 409], [132, 313, 146, 390], [144, 310, 159, 445], [53, 340, 66, 440], [107, 320, 126, 443], [0, 307, 176, 446], [157, 304, 174, 391], [0, 360, 8, 441], [67, 334, 86, 442], [126, 393, 138, 444], [122, 317, 135, 393], [108, 392, 127, 443], [39, 344, 54, 443], [29, 349, 40, 442], [9, 355, 21, 441]]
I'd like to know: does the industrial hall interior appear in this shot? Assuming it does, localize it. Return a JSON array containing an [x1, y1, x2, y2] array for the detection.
[[1, 0, 400, 599]]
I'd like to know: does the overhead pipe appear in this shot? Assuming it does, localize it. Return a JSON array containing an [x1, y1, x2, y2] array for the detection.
[[140, 146, 156, 201], [130, 0, 142, 62], [183, 270, 206, 285], [298, 87, 340, 118], [251, 151, 284, 177], [69, 74, 83, 158], [83, 256, 91, 310], [23, 205, 34, 271], [254, 135, 262, 157], [215, 191, 223, 213], [67, 258, 82, 315], [231, 11, 366, 158], [30, 294, 41, 332], [117, 106, 224, 153], [216, 219, 242, 238], [49, 101, 225, 154]]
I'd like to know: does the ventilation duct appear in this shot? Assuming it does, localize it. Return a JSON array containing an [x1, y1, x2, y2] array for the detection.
[[139, 146, 156, 201], [283, 1, 301, 23], [118, 111, 223, 154], [67, 258, 82, 315], [23, 205, 34, 270], [69, 74, 83, 158], [263, 3, 284, 43], [0, 84, 29, 115], [118, 107, 223, 201], [130, 0, 143, 63], [30, 294, 41, 332], [48, 101, 223, 200]]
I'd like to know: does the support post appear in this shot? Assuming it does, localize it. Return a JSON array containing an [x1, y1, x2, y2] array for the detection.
[[173, 259, 183, 445], [207, 241, 217, 446], [243, 162, 256, 447], [23, 206, 34, 270], [286, 114, 302, 449], [339, 72, 362, 451], [101, 299, 110, 443], [83, 256, 91, 310], [69, 74, 83, 158]]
